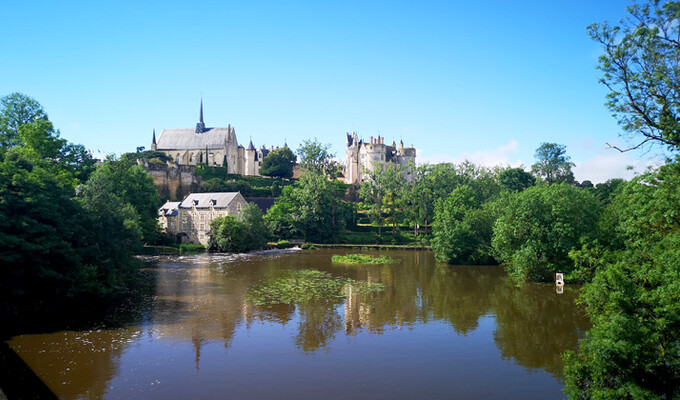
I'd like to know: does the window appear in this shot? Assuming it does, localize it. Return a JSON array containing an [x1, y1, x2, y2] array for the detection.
[[193, 199, 199, 206]]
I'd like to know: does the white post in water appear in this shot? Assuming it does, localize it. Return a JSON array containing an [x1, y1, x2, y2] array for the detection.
[[556, 273, 564, 295]]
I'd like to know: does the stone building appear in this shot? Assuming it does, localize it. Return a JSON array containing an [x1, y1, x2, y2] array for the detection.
[[158, 192, 248, 245], [344, 131, 416, 184], [151, 100, 274, 176]]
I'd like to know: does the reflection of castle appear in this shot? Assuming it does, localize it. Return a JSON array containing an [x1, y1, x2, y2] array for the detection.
[[151, 99, 283, 176], [344, 131, 416, 184]]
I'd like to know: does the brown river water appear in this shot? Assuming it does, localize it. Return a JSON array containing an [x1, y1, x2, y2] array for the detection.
[[8, 249, 589, 399]]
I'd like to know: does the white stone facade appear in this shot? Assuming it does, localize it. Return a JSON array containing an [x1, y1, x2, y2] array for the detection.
[[344, 132, 416, 184]]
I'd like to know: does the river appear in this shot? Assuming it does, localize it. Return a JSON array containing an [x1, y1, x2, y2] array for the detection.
[[7, 249, 589, 399]]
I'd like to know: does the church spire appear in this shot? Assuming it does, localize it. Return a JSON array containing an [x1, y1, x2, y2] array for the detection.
[[196, 98, 206, 133], [151, 129, 157, 151]]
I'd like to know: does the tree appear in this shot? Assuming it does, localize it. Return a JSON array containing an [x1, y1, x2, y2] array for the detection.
[[80, 159, 160, 243], [589, 1, 680, 152], [498, 167, 535, 192], [208, 203, 269, 252], [296, 138, 337, 177], [491, 184, 600, 282], [0, 93, 48, 149], [564, 160, 680, 399], [260, 147, 296, 179], [531, 142, 575, 185], [265, 169, 348, 242], [359, 163, 405, 236]]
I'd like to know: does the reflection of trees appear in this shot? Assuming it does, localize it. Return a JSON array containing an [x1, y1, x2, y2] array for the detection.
[[426, 265, 502, 334], [490, 279, 590, 378], [10, 328, 138, 400], [295, 302, 343, 352], [341, 250, 504, 336]]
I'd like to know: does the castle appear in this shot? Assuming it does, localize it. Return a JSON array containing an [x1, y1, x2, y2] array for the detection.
[[344, 131, 416, 184], [151, 100, 279, 176]]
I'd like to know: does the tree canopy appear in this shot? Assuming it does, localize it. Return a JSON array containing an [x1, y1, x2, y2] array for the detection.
[[531, 142, 575, 185], [589, 0, 680, 152], [260, 147, 296, 179]]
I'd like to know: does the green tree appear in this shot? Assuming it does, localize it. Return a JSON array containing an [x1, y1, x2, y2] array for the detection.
[[531, 143, 575, 185], [564, 160, 680, 399], [0, 93, 48, 149], [208, 203, 270, 252], [491, 184, 600, 282], [296, 138, 337, 177], [589, 1, 680, 152], [80, 159, 160, 243], [266, 169, 347, 241], [498, 167, 535, 192], [359, 163, 405, 236], [260, 147, 296, 179]]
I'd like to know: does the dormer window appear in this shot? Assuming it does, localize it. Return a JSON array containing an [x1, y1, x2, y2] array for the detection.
[[192, 199, 199, 206], [210, 199, 217, 206]]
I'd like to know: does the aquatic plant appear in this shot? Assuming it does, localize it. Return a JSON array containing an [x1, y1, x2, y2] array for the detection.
[[246, 269, 384, 306], [331, 254, 398, 264]]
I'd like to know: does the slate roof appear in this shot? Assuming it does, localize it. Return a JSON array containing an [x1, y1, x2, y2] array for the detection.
[[179, 192, 243, 209], [158, 201, 181, 216], [156, 127, 236, 150]]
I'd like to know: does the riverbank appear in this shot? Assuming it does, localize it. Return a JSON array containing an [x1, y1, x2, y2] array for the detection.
[[312, 243, 431, 250]]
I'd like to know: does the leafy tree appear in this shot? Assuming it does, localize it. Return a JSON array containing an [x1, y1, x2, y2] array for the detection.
[[80, 159, 160, 243], [492, 184, 600, 282], [564, 160, 680, 399], [431, 185, 500, 264], [359, 163, 405, 236], [208, 203, 269, 252], [296, 138, 337, 177], [589, 1, 680, 152], [266, 169, 347, 241], [531, 143, 575, 185], [499, 167, 536, 192], [260, 147, 296, 179], [0, 93, 48, 149]]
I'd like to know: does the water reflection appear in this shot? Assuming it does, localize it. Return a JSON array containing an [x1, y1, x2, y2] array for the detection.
[[491, 278, 589, 379], [8, 249, 590, 399]]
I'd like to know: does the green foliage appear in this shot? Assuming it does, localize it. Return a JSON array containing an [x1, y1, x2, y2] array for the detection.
[[275, 240, 293, 249], [296, 138, 338, 177], [179, 244, 206, 253], [331, 254, 397, 264], [431, 185, 504, 265], [564, 160, 680, 399], [300, 243, 317, 250], [208, 203, 270, 252], [360, 162, 406, 235], [491, 183, 600, 282], [80, 160, 161, 243], [0, 93, 48, 149], [266, 169, 349, 241], [260, 147, 296, 178], [589, 1, 680, 152], [498, 167, 535, 192], [121, 150, 172, 163], [0, 94, 139, 308], [531, 142, 575, 184], [246, 269, 385, 306]]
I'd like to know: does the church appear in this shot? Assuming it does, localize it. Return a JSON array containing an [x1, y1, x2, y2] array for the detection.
[[151, 100, 275, 176]]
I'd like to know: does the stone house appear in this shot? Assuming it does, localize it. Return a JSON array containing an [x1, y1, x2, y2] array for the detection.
[[159, 192, 248, 245]]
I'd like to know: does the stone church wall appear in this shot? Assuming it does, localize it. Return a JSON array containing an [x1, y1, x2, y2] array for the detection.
[[142, 161, 202, 201]]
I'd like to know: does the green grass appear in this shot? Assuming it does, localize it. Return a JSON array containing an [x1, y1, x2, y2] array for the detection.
[[331, 253, 398, 264], [179, 244, 206, 253], [246, 269, 385, 306]]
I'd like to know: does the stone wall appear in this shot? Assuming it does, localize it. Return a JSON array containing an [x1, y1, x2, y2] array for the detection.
[[142, 161, 202, 201]]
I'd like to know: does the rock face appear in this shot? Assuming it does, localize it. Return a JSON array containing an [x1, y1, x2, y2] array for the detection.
[[143, 161, 201, 201]]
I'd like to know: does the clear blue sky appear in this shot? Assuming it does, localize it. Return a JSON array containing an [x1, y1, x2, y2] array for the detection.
[[0, 0, 667, 182]]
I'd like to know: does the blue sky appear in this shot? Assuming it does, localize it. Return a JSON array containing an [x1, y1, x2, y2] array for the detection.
[[0, 0, 668, 182]]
